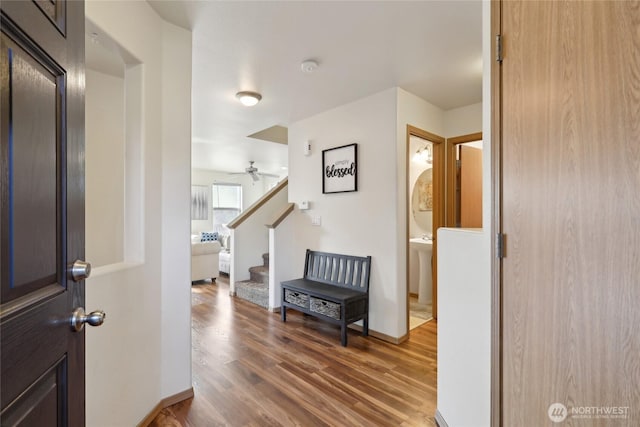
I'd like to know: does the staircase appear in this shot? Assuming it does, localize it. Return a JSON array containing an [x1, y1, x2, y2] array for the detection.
[[235, 253, 269, 309]]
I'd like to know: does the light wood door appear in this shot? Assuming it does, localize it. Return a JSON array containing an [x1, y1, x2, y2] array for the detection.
[[1, 1, 86, 425], [459, 145, 482, 228], [501, 1, 640, 425], [445, 132, 482, 228]]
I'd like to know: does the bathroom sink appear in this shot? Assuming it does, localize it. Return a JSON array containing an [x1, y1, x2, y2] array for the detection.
[[410, 237, 433, 251], [409, 238, 433, 304]]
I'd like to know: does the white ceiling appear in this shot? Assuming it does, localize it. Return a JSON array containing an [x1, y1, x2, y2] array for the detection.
[[149, 1, 483, 176]]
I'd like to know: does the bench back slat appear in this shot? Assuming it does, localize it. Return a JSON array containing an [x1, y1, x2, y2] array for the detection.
[[337, 258, 345, 284], [326, 256, 334, 281], [303, 249, 371, 292], [354, 259, 362, 288]]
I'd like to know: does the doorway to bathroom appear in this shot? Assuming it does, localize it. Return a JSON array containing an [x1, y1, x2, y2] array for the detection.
[[406, 125, 445, 331]]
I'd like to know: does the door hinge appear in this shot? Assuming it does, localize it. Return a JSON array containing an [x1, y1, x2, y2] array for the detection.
[[456, 159, 461, 168], [496, 34, 503, 63], [496, 233, 506, 258]]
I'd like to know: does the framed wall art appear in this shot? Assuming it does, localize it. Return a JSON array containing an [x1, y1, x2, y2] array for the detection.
[[322, 143, 357, 194], [191, 185, 209, 220]]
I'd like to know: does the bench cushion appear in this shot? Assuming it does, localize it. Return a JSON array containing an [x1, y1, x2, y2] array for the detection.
[[281, 278, 365, 302]]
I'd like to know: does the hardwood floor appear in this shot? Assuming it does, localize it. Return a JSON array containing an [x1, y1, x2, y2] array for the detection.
[[150, 276, 438, 426]]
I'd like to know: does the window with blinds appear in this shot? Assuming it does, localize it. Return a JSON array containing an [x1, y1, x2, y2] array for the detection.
[[212, 183, 242, 226]]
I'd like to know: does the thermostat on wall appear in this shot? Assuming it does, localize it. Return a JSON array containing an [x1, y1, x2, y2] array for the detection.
[[299, 201, 309, 210]]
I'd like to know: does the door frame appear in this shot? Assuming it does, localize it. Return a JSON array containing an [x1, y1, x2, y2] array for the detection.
[[445, 132, 483, 227], [405, 125, 445, 330], [490, 1, 502, 426]]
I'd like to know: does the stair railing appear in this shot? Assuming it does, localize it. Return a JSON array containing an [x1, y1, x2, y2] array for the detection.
[[227, 178, 288, 296]]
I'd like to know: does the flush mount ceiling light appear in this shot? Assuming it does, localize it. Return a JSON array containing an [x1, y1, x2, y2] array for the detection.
[[236, 91, 262, 106]]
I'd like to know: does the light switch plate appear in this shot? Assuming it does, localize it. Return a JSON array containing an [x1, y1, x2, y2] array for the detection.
[[311, 216, 321, 226]]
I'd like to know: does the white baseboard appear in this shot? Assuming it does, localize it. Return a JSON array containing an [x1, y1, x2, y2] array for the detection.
[[435, 409, 449, 427]]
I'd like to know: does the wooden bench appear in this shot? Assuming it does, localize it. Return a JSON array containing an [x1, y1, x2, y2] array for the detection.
[[281, 249, 372, 346]]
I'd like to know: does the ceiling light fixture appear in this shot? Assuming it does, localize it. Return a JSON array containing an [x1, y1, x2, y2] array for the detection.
[[236, 91, 262, 106], [413, 145, 433, 164]]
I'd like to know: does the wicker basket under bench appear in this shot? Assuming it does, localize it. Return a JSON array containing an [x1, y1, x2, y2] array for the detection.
[[281, 249, 371, 347]]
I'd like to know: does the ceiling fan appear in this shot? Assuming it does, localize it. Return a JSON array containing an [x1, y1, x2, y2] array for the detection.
[[230, 161, 279, 182]]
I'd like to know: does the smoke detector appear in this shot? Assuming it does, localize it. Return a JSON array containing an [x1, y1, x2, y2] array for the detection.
[[301, 60, 318, 73]]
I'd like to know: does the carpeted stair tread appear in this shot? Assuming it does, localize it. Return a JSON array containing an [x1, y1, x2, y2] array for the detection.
[[248, 265, 269, 275], [248, 265, 268, 284], [235, 280, 268, 309]]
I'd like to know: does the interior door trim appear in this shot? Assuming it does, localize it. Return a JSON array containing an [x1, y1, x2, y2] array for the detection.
[[405, 125, 445, 327], [490, 0, 503, 426]]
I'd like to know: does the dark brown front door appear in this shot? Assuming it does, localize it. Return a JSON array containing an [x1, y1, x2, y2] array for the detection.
[[1, 1, 86, 425]]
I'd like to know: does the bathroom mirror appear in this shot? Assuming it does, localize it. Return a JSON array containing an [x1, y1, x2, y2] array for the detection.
[[411, 168, 433, 235]]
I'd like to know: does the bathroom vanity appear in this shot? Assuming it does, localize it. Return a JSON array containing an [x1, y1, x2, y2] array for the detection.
[[409, 237, 433, 304]]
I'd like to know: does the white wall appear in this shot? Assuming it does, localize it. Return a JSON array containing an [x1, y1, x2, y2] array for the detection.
[[444, 102, 483, 138], [160, 21, 192, 399], [84, 2, 192, 425], [437, 228, 490, 426], [85, 69, 125, 268], [289, 88, 403, 339], [269, 211, 299, 310], [191, 168, 278, 234]]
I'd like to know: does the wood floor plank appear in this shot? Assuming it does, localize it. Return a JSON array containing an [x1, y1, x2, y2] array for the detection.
[[242, 359, 372, 427], [252, 380, 332, 427], [150, 277, 438, 426]]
